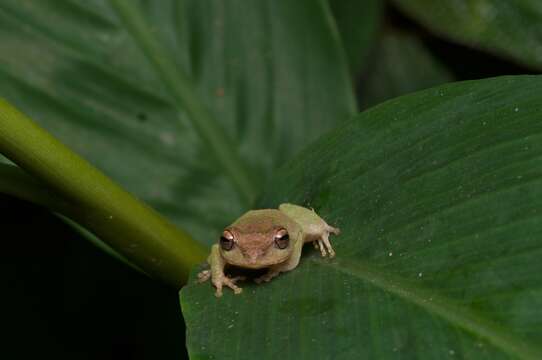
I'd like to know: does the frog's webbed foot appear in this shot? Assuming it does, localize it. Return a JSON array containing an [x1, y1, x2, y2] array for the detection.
[[198, 268, 246, 297], [314, 225, 340, 258], [212, 275, 245, 297], [254, 270, 280, 284]]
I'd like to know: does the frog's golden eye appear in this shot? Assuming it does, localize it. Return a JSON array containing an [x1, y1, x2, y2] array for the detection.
[[274, 228, 289, 249], [220, 230, 234, 251]]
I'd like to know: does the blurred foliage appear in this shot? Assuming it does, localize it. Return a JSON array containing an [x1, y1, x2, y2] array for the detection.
[[0, 0, 354, 246], [329, 0, 383, 75], [392, 0, 542, 70], [0, 0, 541, 358], [358, 30, 454, 109]]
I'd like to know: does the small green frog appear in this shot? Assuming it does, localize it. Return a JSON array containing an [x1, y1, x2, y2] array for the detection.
[[198, 203, 340, 297]]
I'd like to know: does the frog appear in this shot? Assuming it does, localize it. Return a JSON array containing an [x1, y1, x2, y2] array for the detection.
[[197, 203, 340, 297]]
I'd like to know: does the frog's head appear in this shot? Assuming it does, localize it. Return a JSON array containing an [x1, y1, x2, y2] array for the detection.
[[218, 210, 297, 269]]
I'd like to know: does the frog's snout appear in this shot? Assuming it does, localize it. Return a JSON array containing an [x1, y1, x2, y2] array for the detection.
[[247, 253, 259, 264]]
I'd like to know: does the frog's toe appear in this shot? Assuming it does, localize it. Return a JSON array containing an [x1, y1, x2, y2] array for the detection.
[[223, 278, 243, 294], [197, 269, 211, 283], [327, 225, 340, 236], [227, 284, 243, 294], [315, 239, 327, 257], [229, 276, 246, 283], [255, 270, 280, 284], [213, 283, 224, 297], [320, 233, 336, 258]]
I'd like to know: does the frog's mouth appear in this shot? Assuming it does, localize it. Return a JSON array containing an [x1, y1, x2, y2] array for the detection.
[[232, 262, 269, 270], [226, 255, 290, 269]]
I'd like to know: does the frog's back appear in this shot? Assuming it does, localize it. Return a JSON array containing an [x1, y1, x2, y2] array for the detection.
[[279, 203, 330, 240], [231, 208, 301, 235], [280, 203, 340, 256], [278, 203, 319, 224]]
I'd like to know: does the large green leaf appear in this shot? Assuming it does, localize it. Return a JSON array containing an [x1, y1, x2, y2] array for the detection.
[[181, 76, 542, 359], [392, 0, 542, 70], [0, 0, 355, 245]]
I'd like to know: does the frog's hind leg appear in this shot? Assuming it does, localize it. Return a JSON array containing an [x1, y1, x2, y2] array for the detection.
[[314, 224, 339, 258], [318, 231, 336, 258], [314, 234, 335, 258], [327, 225, 340, 236]]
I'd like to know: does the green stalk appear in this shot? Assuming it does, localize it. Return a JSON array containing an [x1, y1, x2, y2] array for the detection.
[[0, 99, 207, 287], [0, 163, 145, 273], [108, 0, 257, 205]]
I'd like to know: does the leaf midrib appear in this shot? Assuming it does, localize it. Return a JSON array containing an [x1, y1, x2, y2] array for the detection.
[[317, 258, 541, 359], [108, 0, 256, 205]]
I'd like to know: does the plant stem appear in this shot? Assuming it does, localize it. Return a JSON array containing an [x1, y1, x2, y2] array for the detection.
[[108, 0, 257, 205], [0, 99, 207, 287], [0, 163, 146, 274]]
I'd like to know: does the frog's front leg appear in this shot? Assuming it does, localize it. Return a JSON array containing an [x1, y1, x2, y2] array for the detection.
[[198, 244, 243, 297]]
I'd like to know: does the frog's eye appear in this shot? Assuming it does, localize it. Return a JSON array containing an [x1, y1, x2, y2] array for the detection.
[[220, 230, 234, 251], [274, 229, 289, 249]]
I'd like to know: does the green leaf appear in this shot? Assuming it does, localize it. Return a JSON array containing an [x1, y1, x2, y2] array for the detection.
[[359, 31, 454, 109], [181, 76, 542, 359], [392, 0, 542, 70], [329, 0, 383, 75], [0, 0, 355, 246]]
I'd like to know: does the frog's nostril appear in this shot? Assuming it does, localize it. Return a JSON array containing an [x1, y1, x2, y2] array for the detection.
[[246, 250, 260, 263]]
